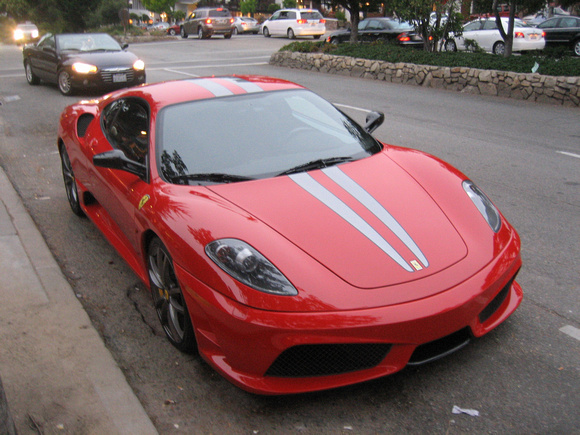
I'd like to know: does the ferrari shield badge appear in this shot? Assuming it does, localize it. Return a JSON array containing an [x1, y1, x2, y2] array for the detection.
[[138, 194, 150, 210]]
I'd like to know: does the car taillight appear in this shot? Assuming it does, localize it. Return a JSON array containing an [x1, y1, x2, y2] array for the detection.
[[297, 19, 307, 24], [398, 33, 411, 42], [206, 18, 212, 24], [542, 31, 545, 37], [515, 31, 524, 38], [320, 19, 326, 24]]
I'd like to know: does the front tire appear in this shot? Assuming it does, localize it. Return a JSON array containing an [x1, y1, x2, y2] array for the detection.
[[25, 61, 40, 85], [493, 41, 505, 55], [224, 32, 232, 39], [233, 27, 239, 35], [180, 26, 188, 39], [59, 144, 85, 217], [169, 28, 176, 36], [58, 70, 74, 96], [263, 27, 270, 37], [148, 237, 196, 353]]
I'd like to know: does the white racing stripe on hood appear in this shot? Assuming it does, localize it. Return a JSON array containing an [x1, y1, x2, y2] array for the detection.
[[322, 166, 429, 268], [289, 172, 415, 273]]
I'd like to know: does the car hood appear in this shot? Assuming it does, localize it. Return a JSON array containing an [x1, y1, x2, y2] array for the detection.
[[62, 50, 138, 68], [208, 153, 468, 289]]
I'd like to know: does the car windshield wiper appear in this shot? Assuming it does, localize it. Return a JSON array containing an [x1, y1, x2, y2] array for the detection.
[[169, 173, 255, 185], [277, 156, 354, 176]]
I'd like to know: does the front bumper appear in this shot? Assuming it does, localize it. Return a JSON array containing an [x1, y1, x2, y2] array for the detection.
[[71, 68, 146, 91], [176, 243, 522, 395]]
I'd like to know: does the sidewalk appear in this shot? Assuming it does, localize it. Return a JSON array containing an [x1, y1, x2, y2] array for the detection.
[[0, 166, 158, 434]]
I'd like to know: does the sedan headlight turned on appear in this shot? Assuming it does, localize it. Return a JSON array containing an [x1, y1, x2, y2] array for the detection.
[[57, 75, 523, 395]]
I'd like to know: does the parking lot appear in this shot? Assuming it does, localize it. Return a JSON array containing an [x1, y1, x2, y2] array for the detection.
[[0, 35, 579, 433]]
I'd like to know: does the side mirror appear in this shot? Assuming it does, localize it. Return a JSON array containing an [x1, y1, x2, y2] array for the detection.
[[93, 149, 147, 179], [121, 42, 129, 50], [364, 111, 385, 133]]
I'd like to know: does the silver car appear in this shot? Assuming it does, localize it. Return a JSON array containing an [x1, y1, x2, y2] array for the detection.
[[232, 17, 260, 34]]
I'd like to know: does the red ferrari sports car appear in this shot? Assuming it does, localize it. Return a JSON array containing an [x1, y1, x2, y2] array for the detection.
[[57, 76, 522, 395]]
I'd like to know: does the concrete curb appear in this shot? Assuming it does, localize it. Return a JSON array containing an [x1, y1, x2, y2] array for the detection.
[[0, 166, 158, 434]]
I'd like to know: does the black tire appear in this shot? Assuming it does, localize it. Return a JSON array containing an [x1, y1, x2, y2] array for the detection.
[[57, 69, 74, 96], [169, 28, 176, 36], [233, 27, 239, 35], [224, 32, 232, 39], [493, 41, 505, 55], [24, 60, 40, 85], [445, 39, 457, 52], [330, 37, 339, 45], [59, 144, 85, 217], [313, 35, 321, 40], [573, 39, 580, 56], [288, 28, 295, 39], [148, 237, 197, 353], [198, 27, 205, 39], [180, 26, 188, 38], [263, 27, 270, 37]]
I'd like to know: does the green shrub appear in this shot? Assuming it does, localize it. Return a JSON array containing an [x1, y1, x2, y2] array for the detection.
[[279, 41, 579, 77]]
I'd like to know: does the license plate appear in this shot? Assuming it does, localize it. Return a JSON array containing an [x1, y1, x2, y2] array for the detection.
[[529, 34, 539, 39], [112, 73, 127, 83]]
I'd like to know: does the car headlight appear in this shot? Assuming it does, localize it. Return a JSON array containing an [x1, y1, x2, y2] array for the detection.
[[206, 239, 298, 296], [463, 180, 501, 233], [133, 59, 145, 71], [14, 29, 23, 40], [72, 62, 98, 74], [32, 30, 39, 38]]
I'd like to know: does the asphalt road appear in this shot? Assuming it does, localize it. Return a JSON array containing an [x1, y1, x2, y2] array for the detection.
[[0, 35, 579, 434]]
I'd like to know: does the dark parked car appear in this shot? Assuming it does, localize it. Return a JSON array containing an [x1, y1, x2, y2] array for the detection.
[[23, 33, 146, 96], [327, 18, 423, 46], [537, 16, 580, 56]]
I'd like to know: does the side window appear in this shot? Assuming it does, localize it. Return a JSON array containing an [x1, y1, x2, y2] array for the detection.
[[102, 98, 149, 165], [270, 11, 280, 20], [483, 20, 498, 30], [39, 35, 55, 49], [288, 11, 296, 20], [464, 21, 482, 32], [559, 18, 576, 28]]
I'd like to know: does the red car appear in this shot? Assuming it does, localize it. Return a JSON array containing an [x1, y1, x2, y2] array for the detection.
[[57, 76, 522, 395]]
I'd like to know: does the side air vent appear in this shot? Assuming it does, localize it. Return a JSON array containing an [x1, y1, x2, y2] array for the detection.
[[77, 114, 95, 138]]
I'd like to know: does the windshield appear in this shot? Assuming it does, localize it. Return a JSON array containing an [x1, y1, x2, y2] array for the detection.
[[57, 33, 121, 52], [157, 89, 382, 185]]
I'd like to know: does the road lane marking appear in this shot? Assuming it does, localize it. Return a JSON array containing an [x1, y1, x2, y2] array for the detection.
[[557, 151, 580, 159], [560, 325, 580, 341], [162, 69, 199, 77], [148, 61, 268, 71]]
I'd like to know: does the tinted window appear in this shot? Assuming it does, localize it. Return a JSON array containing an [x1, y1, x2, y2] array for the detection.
[[559, 17, 579, 28], [464, 21, 482, 31], [208, 9, 231, 17], [300, 12, 322, 20], [483, 20, 498, 30], [538, 18, 559, 28], [157, 89, 382, 184], [102, 98, 149, 165]]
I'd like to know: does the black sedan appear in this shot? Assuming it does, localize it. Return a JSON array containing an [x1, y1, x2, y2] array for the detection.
[[23, 33, 146, 95], [537, 16, 580, 56], [326, 17, 423, 46]]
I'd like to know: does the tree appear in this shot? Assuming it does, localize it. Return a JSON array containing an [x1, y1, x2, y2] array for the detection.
[[241, 0, 257, 16], [391, 0, 464, 51], [141, 0, 176, 16], [330, 0, 383, 43], [282, 0, 296, 8]]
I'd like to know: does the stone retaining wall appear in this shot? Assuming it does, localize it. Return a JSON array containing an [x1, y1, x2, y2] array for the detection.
[[270, 51, 580, 107]]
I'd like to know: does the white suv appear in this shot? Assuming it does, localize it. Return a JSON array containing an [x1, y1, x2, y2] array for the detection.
[[262, 9, 326, 39]]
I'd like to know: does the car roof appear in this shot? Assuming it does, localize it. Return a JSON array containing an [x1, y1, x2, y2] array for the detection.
[[103, 76, 305, 112]]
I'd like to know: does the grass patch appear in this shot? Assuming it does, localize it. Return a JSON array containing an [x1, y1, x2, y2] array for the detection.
[[280, 41, 580, 77]]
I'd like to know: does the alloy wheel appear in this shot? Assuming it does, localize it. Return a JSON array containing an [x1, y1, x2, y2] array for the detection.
[[60, 145, 84, 217], [148, 238, 196, 352]]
